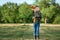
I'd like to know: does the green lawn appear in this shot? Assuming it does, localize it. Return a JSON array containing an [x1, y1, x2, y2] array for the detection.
[[0, 25, 60, 40]]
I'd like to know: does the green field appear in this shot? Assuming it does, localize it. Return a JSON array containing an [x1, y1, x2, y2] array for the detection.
[[0, 25, 60, 40]]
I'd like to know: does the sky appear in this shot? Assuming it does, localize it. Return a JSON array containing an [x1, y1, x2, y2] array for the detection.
[[0, 0, 60, 6]]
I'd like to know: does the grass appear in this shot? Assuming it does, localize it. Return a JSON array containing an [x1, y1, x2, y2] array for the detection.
[[0, 25, 60, 40]]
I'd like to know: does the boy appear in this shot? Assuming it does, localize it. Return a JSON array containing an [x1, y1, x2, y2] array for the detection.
[[31, 6, 42, 40]]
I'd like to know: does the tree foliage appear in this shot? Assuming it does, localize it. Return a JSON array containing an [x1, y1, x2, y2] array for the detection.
[[0, 0, 60, 24]]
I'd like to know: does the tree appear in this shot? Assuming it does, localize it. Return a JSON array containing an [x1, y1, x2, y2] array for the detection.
[[0, 6, 2, 23], [41, 5, 56, 23], [51, 0, 56, 5], [18, 2, 32, 23], [34, 0, 39, 5], [1, 2, 18, 23], [39, 0, 56, 24], [39, 0, 50, 24], [53, 4, 60, 24]]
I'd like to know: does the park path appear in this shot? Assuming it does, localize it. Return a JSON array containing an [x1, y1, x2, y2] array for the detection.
[[0, 23, 60, 27]]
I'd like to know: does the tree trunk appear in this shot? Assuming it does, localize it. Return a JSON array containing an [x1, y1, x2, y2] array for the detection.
[[45, 17, 47, 24]]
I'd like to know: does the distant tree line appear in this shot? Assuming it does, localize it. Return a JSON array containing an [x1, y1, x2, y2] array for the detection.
[[0, 0, 60, 24]]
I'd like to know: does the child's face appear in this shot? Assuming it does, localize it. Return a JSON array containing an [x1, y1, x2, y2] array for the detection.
[[35, 7, 40, 11]]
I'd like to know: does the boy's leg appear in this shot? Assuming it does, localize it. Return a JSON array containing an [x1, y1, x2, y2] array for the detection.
[[34, 23, 37, 40], [34, 22, 40, 40], [36, 22, 40, 39]]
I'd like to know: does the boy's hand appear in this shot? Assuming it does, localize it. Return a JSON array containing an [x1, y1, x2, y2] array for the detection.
[[32, 17, 35, 19], [32, 17, 36, 23]]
